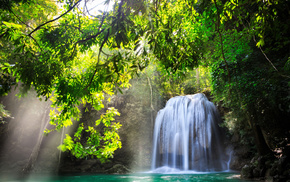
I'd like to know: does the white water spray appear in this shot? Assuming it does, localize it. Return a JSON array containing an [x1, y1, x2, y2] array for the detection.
[[151, 93, 229, 172]]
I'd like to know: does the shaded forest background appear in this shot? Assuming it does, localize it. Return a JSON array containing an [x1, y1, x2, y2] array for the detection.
[[0, 0, 289, 180]]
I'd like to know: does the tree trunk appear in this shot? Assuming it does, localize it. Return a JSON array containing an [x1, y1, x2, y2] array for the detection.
[[196, 67, 200, 92], [147, 75, 155, 141], [246, 110, 272, 156], [22, 104, 50, 174], [252, 124, 272, 156]]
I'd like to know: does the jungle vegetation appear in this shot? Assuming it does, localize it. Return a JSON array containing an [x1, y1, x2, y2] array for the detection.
[[0, 0, 289, 167]]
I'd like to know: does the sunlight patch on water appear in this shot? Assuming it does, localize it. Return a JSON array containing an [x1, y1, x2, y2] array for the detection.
[[226, 174, 241, 179], [145, 166, 234, 174]]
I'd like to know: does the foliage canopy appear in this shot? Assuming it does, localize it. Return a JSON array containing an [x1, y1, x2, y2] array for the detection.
[[0, 0, 289, 162]]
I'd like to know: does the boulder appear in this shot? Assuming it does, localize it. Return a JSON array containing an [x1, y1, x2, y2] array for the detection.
[[241, 164, 254, 179], [105, 164, 131, 174]]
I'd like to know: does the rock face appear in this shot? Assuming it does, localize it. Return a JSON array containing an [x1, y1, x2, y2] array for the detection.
[[105, 164, 131, 174], [241, 165, 255, 179], [228, 144, 252, 171], [240, 154, 290, 182]]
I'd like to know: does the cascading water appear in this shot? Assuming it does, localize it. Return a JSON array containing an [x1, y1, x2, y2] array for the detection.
[[151, 93, 229, 172]]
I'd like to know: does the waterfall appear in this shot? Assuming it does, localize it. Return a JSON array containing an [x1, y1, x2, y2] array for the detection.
[[151, 93, 229, 172]]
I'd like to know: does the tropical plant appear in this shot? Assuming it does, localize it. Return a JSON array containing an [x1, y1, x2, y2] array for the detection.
[[0, 0, 289, 164]]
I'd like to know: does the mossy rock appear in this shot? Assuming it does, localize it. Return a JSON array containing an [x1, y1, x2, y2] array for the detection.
[[105, 164, 131, 174], [241, 164, 255, 179]]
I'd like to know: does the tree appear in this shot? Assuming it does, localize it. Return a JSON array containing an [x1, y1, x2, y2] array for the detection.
[[0, 0, 136, 162], [0, 0, 289, 166], [203, 0, 290, 157]]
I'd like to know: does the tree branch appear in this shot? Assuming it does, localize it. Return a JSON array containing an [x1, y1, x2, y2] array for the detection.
[[252, 35, 278, 72], [101, 50, 112, 58], [76, 29, 105, 44], [213, 0, 231, 83], [10, 9, 32, 29], [28, 0, 82, 36], [84, 29, 110, 91], [0, 31, 7, 39], [257, 44, 290, 79], [29, 35, 43, 52], [259, 46, 278, 72]]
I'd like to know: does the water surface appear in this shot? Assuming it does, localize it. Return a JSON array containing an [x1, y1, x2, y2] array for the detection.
[[0, 172, 252, 182]]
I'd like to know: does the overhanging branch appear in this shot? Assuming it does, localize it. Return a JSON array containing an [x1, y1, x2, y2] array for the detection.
[[84, 29, 110, 91], [28, 0, 82, 36]]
